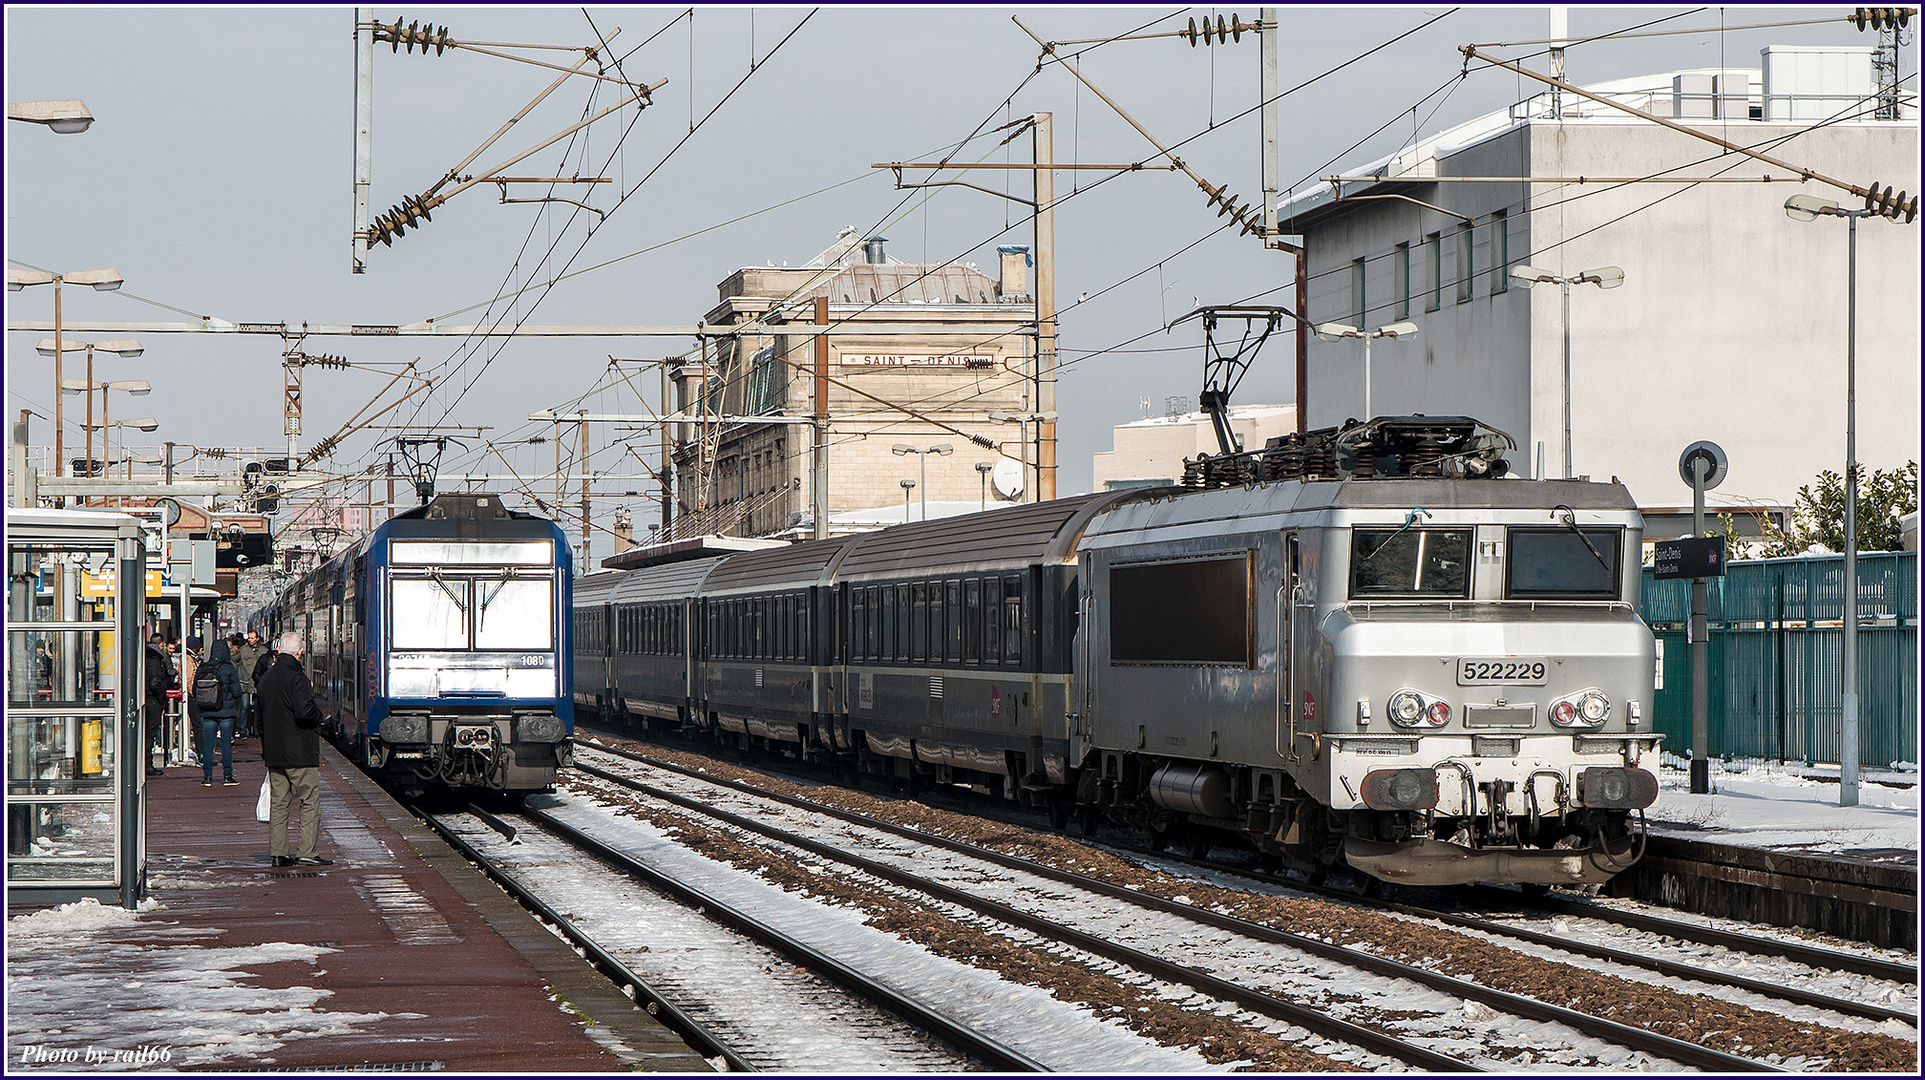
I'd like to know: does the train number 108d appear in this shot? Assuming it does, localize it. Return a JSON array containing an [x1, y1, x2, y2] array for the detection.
[[1456, 657, 1549, 685]]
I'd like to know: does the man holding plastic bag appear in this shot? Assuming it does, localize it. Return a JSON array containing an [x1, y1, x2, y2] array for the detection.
[[256, 630, 332, 867]]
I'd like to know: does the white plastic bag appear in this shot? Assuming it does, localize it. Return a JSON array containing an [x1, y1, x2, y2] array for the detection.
[[256, 776, 271, 822]]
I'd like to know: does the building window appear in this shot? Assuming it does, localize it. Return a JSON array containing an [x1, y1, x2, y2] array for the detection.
[[1456, 221, 1474, 303], [1350, 258, 1367, 325], [1394, 242, 1411, 319], [1425, 233, 1442, 312], [1491, 210, 1510, 293]]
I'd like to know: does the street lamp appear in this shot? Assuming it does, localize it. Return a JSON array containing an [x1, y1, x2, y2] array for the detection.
[[44, 339, 144, 486], [9, 269, 126, 482], [1781, 190, 1914, 807], [891, 443, 952, 521], [974, 461, 995, 511], [7, 99, 94, 134], [899, 479, 916, 523], [1313, 321, 1420, 423], [64, 379, 150, 495], [1508, 264, 1624, 478]]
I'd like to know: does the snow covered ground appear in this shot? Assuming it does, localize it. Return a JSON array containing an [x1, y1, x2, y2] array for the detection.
[[5, 898, 402, 1071], [1650, 754, 1920, 853]]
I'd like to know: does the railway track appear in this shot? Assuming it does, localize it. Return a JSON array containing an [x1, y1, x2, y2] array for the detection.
[[572, 742, 1834, 1072], [589, 723, 1925, 1008], [578, 735, 1917, 1029], [417, 803, 1029, 1072]]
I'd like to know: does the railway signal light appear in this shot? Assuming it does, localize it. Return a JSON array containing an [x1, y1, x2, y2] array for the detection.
[[1848, 7, 1913, 31]]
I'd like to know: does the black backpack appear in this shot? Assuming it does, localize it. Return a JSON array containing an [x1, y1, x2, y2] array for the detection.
[[192, 660, 228, 711]]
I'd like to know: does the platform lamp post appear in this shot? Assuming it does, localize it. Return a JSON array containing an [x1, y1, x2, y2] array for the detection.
[[1508, 264, 1624, 478], [49, 346, 145, 487], [6, 99, 94, 134], [1783, 190, 1916, 806], [891, 443, 952, 521], [1312, 321, 1419, 423], [974, 461, 995, 511], [9, 270, 125, 489], [64, 378, 150, 501], [899, 479, 915, 523]]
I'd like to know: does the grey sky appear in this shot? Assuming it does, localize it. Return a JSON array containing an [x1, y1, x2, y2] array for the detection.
[[6, 5, 1883, 552]]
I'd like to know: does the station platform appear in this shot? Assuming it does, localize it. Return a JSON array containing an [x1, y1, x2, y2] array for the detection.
[[6, 740, 710, 1073]]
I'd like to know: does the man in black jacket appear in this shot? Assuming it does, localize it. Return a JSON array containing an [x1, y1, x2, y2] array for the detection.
[[256, 630, 331, 866], [142, 629, 173, 776]]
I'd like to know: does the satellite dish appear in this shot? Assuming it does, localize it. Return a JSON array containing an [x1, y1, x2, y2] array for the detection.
[[990, 456, 1025, 499]]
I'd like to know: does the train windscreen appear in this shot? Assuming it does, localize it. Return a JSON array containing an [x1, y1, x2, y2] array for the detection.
[[1349, 528, 1472, 598], [1505, 527, 1622, 598]]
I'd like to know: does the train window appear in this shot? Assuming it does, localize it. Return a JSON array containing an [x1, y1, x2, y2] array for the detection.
[[1506, 527, 1622, 599], [928, 584, 943, 665], [895, 585, 910, 662], [982, 580, 1001, 664], [1110, 554, 1254, 666], [390, 579, 469, 650], [945, 580, 963, 664], [392, 540, 552, 564], [878, 588, 894, 661], [1002, 577, 1023, 663], [964, 580, 983, 664], [911, 584, 928, 661], [852, 591, 868, 662], [1349, 529, 1472, 598], [867, 586, 882, 660], [476, 579, 552, 649]]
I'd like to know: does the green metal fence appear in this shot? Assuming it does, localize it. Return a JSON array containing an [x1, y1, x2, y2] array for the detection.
[[1641, 551, 1918, 768]]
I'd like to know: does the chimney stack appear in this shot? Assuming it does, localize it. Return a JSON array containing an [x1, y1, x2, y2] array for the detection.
[[998, 245, 1030, 298]]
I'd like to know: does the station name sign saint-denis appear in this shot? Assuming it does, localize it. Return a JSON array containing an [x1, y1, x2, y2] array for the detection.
[[841, 352, 994, 368], [1652, 535, 1725, 580]]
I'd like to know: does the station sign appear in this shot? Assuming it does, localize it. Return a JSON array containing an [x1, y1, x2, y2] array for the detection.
[[1652, 536, 1725, 580], [841, 352, 995, 368]]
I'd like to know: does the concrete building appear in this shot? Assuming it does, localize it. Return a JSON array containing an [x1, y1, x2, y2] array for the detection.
[[669, 229, 1041, 538], [1091, 403, 1297, 491], [1280, 45, 1919, 535]]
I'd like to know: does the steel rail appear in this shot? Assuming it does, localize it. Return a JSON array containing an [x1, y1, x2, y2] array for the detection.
[[574, 756, 1490, 1072], [1140, 850, 1917, 1026], [515, 806, 1047, 1073], [416, 806, 754, 1073], [1466, 884, 1920, 986], [573, 745, 1787, 1072]]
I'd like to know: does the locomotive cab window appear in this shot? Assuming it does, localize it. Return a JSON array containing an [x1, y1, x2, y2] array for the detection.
[[1109, 554, 1253, 666], [1506, 526, 1623, 598], [1349, 528, 1471, 598]]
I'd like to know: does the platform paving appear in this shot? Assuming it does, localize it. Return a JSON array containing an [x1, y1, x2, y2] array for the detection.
[[6, 739, 710, 1073]]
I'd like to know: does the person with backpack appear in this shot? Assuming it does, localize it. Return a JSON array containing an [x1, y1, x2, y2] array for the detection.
[[142, 629, 173, 776], [193, 637, 245, 787]]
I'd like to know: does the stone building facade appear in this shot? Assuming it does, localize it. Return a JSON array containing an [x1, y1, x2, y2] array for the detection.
[[670, 230, 1040, 537]]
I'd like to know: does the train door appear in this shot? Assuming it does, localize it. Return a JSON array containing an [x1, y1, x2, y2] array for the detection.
[[1279, 532, 1309, 761]]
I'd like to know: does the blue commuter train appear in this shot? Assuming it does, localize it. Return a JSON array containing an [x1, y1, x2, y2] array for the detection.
[[253, 494, 573, 796]]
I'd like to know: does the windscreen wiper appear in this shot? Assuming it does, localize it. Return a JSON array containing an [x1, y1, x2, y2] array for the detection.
[[1552, 505, 1614, 576], [1356, 507, 1433, 567]]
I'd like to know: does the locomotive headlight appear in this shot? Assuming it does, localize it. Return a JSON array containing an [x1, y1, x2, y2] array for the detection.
[[1387, 689, 1425, 725], [1550, 688, 1608, 728], [1579, 690, 1610, 723], [1386, 689, 1448, 728]]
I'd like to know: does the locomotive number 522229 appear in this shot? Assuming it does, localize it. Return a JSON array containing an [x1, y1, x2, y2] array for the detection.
[[1456, 657, 1549, 685]]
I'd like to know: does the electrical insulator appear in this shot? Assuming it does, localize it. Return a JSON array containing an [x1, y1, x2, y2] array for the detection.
[[375, 17, 455, 55], [1850, 7, 1914, 31], [1183, 14, 1249, 45], [366, 194, 437, 248]]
